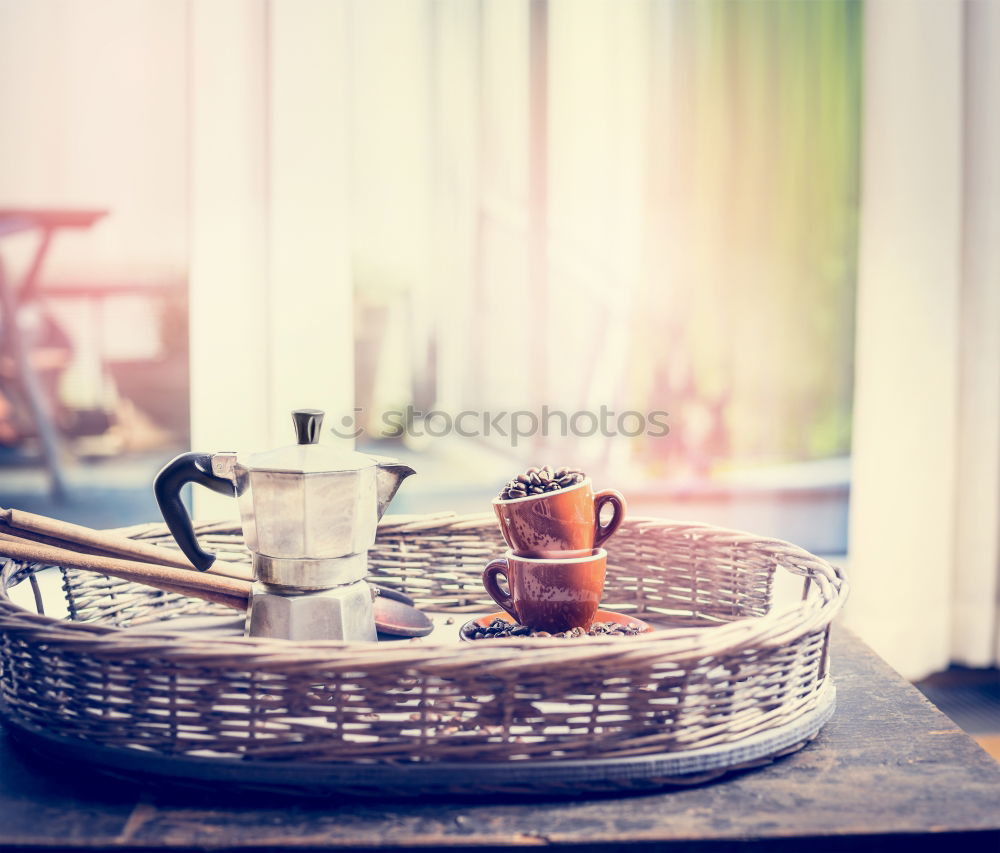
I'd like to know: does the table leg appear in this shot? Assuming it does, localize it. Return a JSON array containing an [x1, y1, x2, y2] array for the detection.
[[0, 256, 68, 501], [15, 227, 52, 307]]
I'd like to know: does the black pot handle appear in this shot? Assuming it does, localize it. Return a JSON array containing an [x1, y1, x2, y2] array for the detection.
[[154, 452, 235, 571]]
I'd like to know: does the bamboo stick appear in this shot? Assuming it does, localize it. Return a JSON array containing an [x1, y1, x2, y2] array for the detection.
[[0, 508, 252, 581], [0, 534, 251, 610], [1, 507, 195, 568]]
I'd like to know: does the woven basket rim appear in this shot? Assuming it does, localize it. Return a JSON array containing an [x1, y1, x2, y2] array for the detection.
[[0, 513, 847, 669]]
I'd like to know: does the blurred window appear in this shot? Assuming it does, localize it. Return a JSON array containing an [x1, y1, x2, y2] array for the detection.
[[352, 0, 861, 491]]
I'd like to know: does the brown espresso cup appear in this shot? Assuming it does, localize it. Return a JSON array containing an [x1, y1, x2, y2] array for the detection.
[[481, 549, 607, 632], [492, 478, 626, 558]]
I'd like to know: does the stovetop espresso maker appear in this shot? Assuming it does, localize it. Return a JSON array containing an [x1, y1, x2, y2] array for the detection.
[[154, 409, 415, 641]]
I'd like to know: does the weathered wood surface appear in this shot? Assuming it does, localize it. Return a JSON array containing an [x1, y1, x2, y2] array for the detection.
[[0, 630, 997, 852]]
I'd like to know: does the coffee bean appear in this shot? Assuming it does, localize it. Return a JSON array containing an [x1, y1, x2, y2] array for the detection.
[[467, 620, 643, 640], [499, 464, 592, 500]]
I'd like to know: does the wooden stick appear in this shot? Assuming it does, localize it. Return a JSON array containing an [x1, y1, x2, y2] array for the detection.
[[97, 578, 249, 612], [0, 520, 131, 562], [0, 508, 252, 581], [0, 535, 251, 610], [1, 507, 196, 568]]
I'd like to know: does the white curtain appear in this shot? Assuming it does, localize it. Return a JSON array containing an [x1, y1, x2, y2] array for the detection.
[[847, 0, 1000, 679], [187, 0, 354, 520]]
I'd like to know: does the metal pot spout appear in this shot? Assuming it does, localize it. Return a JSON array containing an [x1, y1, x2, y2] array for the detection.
[[372, 457, 416, 519]]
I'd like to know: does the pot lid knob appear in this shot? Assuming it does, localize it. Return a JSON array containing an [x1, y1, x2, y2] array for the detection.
[[291, 409, 324, 445]]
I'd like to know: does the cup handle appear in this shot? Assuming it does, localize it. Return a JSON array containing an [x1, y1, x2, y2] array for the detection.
[[593, 489, 626, 548], [482, 558, 519, 622]]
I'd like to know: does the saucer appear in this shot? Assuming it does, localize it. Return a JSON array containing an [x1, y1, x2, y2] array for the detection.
[[459, 609, 653, 641]]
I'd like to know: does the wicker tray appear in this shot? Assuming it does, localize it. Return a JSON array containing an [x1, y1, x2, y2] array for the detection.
[[0, 513, 847, 796]]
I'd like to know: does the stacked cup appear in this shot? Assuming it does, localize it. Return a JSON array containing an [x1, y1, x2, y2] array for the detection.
[[484, 468, 627, 633]]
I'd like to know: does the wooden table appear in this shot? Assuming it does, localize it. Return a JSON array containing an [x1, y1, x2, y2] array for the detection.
[[0, 630, 997, 852]]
